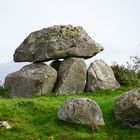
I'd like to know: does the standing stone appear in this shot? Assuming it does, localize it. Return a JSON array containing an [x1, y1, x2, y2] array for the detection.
[[4, 63, 57, 97], [55, 58, 87, 94], [86, 59, 120, 91], [114, 89, 140, 129], [58, 97, 105, 132], [14, 25, 103, 62]]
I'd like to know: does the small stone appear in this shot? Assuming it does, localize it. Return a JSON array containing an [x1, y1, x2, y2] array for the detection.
[[0, 121, 11, 129]]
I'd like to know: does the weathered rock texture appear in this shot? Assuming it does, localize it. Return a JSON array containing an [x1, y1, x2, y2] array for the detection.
[[54, 58, 87, 94], [86, 59, 120, 91], [4, 25, 107, 97], [4, 63, 57, 97], [14, 25, 103, 62], [58, 97, 105, 131], [114, 89, 140, 130]]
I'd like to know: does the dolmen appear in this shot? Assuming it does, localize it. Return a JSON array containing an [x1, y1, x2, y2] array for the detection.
[[4, 25, 119, 97]]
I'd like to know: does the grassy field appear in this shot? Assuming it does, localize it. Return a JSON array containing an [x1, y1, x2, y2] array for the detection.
[[0, 87, 140, 140]]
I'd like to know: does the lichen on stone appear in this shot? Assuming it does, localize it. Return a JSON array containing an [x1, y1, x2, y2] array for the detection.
[[43, 25, 81, 41]]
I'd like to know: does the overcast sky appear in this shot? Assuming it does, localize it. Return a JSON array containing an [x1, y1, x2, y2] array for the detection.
[[0, 0, 140, 65]]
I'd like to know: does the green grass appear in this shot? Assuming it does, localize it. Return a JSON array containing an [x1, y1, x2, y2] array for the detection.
[[0, 87, 140, 140]]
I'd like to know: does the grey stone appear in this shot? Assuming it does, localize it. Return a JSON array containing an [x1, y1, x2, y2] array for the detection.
[[58, 97, 105, 132], [114, 89, 140, 129], [86, 59, 120, 91], [54, 58, 87, 95], [4, 63, 57, 97], [14, 25, 103, 62]]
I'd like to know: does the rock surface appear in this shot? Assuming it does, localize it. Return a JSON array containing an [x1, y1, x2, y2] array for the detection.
[[58, 97, 105, 131], [86, 59, 120, 91], [14, 25, 103, 62], [4, 63, 57, 97], [114, 89, 140, 129], [54, 58, 87, 94]]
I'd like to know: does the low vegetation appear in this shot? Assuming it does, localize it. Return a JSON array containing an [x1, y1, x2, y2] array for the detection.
[[111, 63, 140, 86], [111, 54, 140, 86], [0, 86, 140, 140]]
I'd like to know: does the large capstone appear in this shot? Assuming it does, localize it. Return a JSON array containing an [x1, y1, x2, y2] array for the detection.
[[4, 63, 57, 97], [14, 25, 103, 62], [86, 59, 120, 91], [58, 97, 105, 132], [54, 58, 87, 95], [114, 89, 140, 130]]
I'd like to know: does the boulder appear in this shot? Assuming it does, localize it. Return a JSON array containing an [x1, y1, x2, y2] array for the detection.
[[4, 63, 57, 97], [58, 97, 105, 132], [54, 58, 87, 94], [14, 25, 103, 62], [114, 89, 140, 129], [86, 59, 120, 91]]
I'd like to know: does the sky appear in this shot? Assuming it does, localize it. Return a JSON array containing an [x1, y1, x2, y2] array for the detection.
[[0, 0, 140, 65]]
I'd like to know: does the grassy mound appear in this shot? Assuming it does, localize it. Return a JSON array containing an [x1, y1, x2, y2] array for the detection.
[[0, 87, 140, 140]]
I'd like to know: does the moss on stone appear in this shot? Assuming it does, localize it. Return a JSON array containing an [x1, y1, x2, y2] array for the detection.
[[45, 25, 81, 41]]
